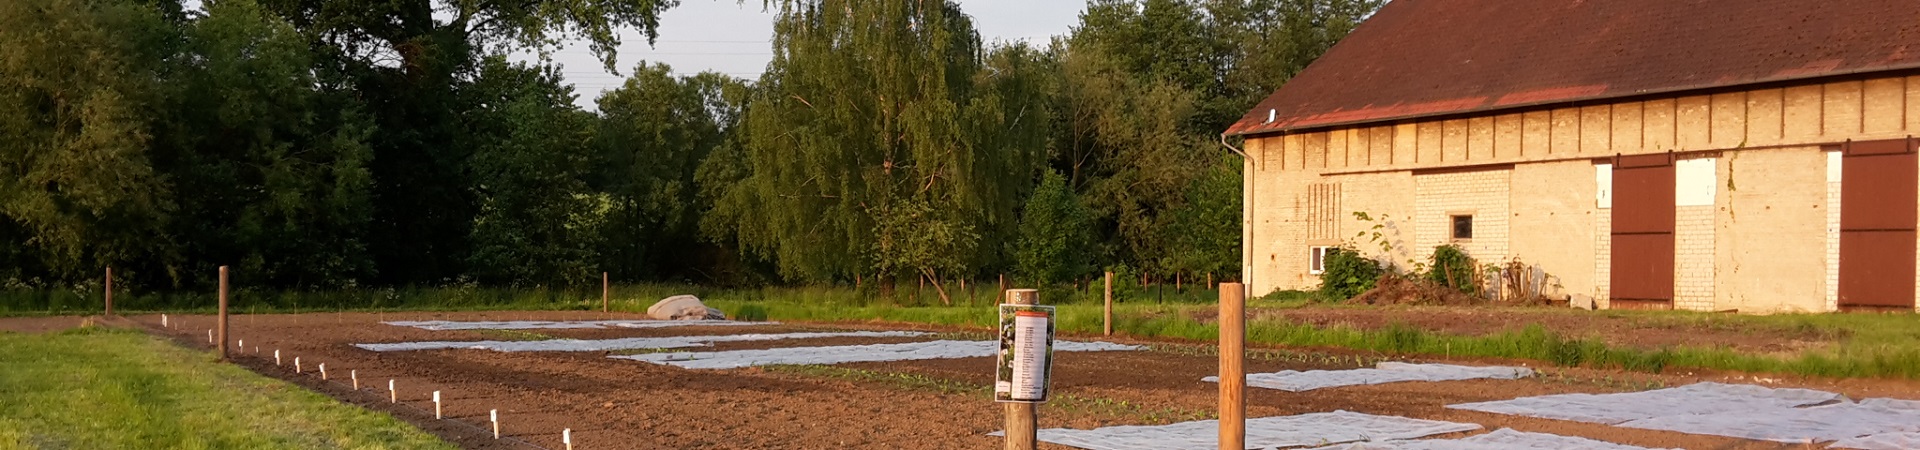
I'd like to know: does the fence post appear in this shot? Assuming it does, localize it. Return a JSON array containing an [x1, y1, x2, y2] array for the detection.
[[217, 266, 229, 360], [602, 272, 610, 313], [1218, 282, 1246, 450], [1003, 288, 1039, 450], [1103, 272, 1114, 336], [105, 267, 113, 316]]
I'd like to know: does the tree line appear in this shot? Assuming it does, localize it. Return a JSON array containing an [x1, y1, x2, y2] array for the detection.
[[0, 0, 1377, 293]]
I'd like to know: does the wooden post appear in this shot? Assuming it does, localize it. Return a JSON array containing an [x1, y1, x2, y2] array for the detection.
[[1218, 282, 1246, 450], [104, 267, 113, 316], [602, 272, 610, 313], [217, 266, 229, 360], [1103, 272, 1114, 336], [1003, 288, 1039, 450]]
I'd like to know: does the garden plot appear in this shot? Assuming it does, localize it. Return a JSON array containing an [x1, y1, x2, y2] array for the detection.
[[618, 340, 1141, 369], [1309, 428, 1673, 450], [1451, 382, 1920, 446], [383, 319, 772, 330], [353, 331, 927, 352], [987, 410, 1480, 450], [1201, 362, 1533, 392]]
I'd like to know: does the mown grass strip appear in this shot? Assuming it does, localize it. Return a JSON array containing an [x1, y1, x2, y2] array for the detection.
[[0, 327, 454, 450]]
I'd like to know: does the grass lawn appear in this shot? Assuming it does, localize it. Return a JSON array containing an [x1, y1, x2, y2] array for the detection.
[[0, 327, 453, 450]]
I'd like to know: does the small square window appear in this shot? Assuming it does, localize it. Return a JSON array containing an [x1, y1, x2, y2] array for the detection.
[[1309, 246, 1331, 274], [1451, 215, 1473, 240]]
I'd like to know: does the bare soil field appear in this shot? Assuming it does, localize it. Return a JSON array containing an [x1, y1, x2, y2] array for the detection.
[[7, 311, 1917, 449]]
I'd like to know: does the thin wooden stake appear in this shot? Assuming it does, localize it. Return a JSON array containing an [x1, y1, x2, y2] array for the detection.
[[491, 409, 500, 439], [602, 272, 610, 313], [1218, 282, 1246, 450], [1003, 288, 1039, 450], [320, 363, 328, 380], [352, 370, 359, 390], [274, 349, 281, 365], [217, 266, 229, 360], [294, 357, 301, 373], [433, 391, 442, 419], [104, 267, 113, 316], [1104, 272, 1114, 336], [564, 428, 573, 450], [389, 380, 396, 403]]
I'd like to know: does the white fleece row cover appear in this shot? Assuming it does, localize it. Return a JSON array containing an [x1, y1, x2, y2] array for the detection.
[[354, 331, 926, 352], [988, 410, 1480, 450], [1833, 431, 1920, 450], [1618, 397, 1920, 445], [1447, 382, 1844, 424], [1451, 383, 1920, 445], [1201, 362, 1533, 392], [617, 340, 1142, 369], [383, 320, 773, 330], [1311, 428, 1674, 450]]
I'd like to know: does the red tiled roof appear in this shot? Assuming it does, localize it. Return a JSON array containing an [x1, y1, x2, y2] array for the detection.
[[1226, 0, 1920, 136]]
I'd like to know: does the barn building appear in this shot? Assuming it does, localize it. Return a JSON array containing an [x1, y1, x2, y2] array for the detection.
[[1226, 0, 1920, 312]]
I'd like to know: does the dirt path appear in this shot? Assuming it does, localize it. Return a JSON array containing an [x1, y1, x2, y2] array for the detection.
[[9, 311, 1918, 449]]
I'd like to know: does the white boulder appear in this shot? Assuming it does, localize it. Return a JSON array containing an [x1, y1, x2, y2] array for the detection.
[[647, 295, 727, 321]]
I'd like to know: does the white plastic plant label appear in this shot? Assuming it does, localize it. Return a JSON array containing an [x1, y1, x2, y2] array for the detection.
[[995, 304, 1056, 403]]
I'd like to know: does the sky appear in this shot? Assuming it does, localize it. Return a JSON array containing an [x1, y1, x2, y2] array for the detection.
[[513, 0, 1088, 109]]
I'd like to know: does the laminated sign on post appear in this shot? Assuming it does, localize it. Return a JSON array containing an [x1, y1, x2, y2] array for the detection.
[[995, 304, 1056, 403]]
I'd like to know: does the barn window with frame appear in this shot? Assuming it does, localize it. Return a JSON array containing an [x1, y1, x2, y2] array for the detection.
[[1451, 215, 1473, 241]]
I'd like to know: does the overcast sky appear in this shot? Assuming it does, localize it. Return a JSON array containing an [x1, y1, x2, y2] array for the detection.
[[513, 0, 1087, 109]]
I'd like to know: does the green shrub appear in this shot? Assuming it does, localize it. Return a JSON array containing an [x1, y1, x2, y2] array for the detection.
[[1317, 247, 1382, 300], [1426, 244, 1479, 296]]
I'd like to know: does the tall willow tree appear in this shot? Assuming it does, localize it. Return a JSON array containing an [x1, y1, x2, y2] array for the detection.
[[712, 0, 1049, 300]]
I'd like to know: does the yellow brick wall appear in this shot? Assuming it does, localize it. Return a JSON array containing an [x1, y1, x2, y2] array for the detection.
[[1509, 161, 1598, 299], [1714, 148, 1828, 313], [1413, 170, 1511, 266], [1594, 208, 1611, 309], [1243, 74, 1920, 312], [1329, 171, 1416, 272], [1825, 151, 1841, 312], [1675, 205, 1717, 311]]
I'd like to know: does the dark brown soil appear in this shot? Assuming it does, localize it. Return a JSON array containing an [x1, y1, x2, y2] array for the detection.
[[6, 311, 1917, 449]]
